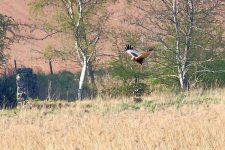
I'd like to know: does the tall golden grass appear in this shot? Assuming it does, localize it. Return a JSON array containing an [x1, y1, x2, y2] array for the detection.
[[1, 88, 225, 150]]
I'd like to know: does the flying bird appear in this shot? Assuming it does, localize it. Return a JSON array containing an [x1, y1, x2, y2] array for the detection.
[[125, 44, 154, 65]]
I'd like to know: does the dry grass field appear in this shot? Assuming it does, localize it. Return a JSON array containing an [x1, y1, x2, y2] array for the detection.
[[1, 89, 225, 150]]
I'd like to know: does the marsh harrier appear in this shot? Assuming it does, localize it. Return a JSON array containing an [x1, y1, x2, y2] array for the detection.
[[125, 44, 154, 65]]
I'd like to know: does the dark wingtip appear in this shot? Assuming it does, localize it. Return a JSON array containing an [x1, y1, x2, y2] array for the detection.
[[125, 44, 133, 50], [125, 45, 128, 51]]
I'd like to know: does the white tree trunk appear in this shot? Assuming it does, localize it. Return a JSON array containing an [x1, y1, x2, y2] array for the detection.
[[173, 0, 192, 91], [178, 70, 190, 91], [78, 56, 87, 100]]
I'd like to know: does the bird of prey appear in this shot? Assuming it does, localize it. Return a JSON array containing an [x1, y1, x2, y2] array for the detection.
[[125, 44, 154, 65]]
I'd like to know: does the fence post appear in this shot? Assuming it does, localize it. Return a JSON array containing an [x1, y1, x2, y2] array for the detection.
[[49, 60, 53, 75], [14, 60, 17, 71]]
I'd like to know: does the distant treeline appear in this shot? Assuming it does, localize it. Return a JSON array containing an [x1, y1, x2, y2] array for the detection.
[[1, 61, 225, 108]]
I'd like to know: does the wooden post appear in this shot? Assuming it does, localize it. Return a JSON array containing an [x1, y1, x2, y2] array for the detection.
[[14, 60, 17, 71], [49, 60, 53, 75]]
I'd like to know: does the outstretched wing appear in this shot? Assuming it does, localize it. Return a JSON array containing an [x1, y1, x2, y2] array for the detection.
[[125, 44, 140, 57], [136, 51, 151, 59], [126, 49, 140, 57]]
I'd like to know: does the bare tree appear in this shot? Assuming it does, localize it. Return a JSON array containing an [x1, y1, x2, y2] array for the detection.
[[128, 0, 225, 91]]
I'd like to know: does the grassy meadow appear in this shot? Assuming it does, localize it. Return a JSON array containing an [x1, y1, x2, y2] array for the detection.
[[1, 88, 225, 150]]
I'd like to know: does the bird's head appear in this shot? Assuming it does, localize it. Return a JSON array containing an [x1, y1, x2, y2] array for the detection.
[[148, 46, 155, 52]]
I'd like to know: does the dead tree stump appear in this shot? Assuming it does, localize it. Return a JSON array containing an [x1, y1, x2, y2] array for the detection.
[[16, 68, 37, 103]]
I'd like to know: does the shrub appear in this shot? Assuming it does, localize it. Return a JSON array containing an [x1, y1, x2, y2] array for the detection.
[[0, 75, 17, 108]]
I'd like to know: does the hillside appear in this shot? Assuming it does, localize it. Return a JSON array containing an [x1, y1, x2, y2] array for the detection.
[[0, 0, 74, 73], [0, 0, 224, 74], [0, 0, 129, 74]]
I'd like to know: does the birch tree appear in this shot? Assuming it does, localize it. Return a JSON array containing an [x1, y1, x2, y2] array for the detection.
[[128, 0, 225, 91], [31, 0, 110, 99]]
